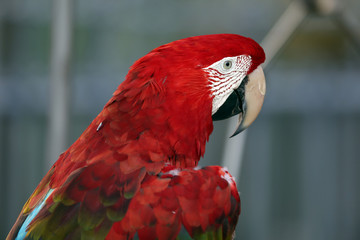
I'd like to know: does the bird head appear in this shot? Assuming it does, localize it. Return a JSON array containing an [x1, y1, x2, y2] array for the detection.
[[199, 35, 266, 136], [145, 34, 266, 137]]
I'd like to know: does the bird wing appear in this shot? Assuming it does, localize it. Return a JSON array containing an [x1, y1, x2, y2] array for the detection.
[[106, 166, 240, 240]]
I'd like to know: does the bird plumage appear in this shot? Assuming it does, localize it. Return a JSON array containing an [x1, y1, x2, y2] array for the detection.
[[7, 33, 265, 240]]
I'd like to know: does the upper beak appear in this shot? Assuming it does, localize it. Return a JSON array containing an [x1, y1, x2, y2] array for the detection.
[[212, 66, 266, 137]]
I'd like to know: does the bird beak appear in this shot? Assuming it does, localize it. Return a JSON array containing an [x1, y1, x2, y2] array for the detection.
[[231, 66, 266, 137], [212, 66, 266, 137]]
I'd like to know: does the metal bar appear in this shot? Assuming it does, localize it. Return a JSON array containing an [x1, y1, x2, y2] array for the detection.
[[221, 0, 308, 178], [261, 0, 309, 69], [333, 8, 360, 53], [46, 0, 73, 170], [0, 0, 4, 77]]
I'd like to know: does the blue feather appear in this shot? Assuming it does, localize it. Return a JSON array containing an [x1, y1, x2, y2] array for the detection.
[[15, 189, 54, 240]]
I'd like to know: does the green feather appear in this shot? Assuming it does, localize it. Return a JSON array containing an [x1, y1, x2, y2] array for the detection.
[[175, 226, 193, 240], [106, 207, 126, 222], [78, 205, 105, 231]]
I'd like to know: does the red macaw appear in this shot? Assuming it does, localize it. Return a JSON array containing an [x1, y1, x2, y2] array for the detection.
[[7, 34, 265, 240]]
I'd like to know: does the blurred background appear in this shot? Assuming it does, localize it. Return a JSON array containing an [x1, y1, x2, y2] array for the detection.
[[1, 0, 360, 239]]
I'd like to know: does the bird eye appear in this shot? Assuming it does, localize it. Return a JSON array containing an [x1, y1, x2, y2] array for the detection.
[[223, 60, 233, 70]]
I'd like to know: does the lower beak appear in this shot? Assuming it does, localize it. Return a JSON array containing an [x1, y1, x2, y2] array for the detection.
[[212, 66, 266, 137]]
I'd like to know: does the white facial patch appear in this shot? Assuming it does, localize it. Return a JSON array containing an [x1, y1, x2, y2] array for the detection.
[[203, 55, 252, 115]]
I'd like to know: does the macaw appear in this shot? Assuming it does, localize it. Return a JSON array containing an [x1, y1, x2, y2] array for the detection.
[[7, 34, 265, 240]]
